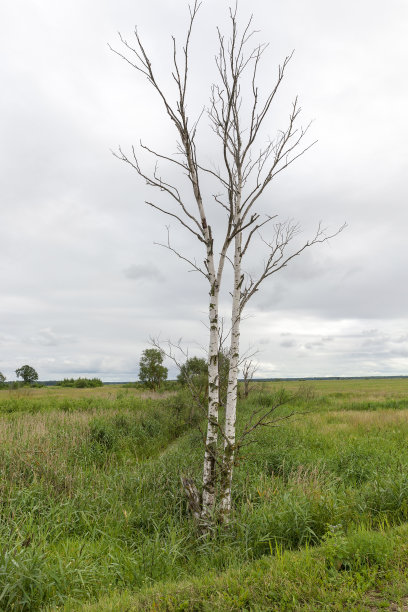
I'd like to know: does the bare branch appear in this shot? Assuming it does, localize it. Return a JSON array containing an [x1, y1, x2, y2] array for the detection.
[[240, 221, 347, 311], [154, 227, 209, 279], [145, 201, 204, 241], [241, 214, 277, 256], [112, 146, 206, 241], [140, 141, 188, 171]]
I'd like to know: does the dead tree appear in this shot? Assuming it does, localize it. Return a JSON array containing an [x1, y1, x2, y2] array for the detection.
[[241, 359, 258, 399], [110, 1, 344, 523]]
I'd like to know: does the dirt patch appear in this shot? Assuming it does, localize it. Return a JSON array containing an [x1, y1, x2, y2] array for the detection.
[[366, 592, 408, 611]]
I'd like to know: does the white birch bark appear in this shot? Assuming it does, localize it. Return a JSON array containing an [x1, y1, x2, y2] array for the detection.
[[185, 160, 223, 519], [220, 167, 243, 515], [220, 228, 242, 514], [201, 237, 231, 518], [201, 271, 220, 517]]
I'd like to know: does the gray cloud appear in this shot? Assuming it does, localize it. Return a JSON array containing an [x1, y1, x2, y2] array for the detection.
[[0, 0, 407, 380], [124, 263, 164, 282], [26, 328, 75, 347], [304, 342, 324, 350], [280, 340, 296, 348]]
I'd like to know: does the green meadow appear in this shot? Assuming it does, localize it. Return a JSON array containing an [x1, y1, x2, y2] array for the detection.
[[1, 379, 408, 610]]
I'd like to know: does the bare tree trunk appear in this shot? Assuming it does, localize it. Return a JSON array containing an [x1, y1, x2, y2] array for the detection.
[[220, 230, 242, 515], [201, 271, 220, 518]]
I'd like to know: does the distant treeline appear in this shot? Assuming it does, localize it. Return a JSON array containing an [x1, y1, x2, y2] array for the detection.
[[56, 378, 103, 388], [0, 381, 44, 389]]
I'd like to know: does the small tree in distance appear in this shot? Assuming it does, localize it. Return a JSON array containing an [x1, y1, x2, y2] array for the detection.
[[178, 356, 207, 387], [139, 348, 168, 390], [177, 352, 230, 406], [0, 372, 6, 387], [178, 356, 207, 396], [15, 365, 38, 385]]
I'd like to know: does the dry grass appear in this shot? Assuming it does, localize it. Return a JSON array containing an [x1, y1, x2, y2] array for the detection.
[[0, 385, 170, 401], [1, 410, 92, 446], [0, 406, 155, 500], [0, 406, 155, 448], [300, 409, 408, 437], [263, 377, 408, 401]]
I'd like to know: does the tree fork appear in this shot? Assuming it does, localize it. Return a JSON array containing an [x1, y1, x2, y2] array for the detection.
[[112, 0, 343, 527]]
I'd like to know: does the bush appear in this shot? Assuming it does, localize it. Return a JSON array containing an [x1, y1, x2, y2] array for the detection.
[[57, 378, 103, 388], [322, 525, 393, 571], [122, 381, 145, 389], [166, 390, 201, 427]]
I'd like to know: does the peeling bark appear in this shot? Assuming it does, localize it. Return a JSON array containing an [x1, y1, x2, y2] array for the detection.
[[220, 223, 242, 515], [201, 273, 220, 517]]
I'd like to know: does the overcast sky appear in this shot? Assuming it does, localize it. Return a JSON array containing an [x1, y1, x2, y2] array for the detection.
[[1, 0, 407, 381]]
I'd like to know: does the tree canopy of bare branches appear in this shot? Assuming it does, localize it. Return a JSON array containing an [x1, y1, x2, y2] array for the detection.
[[111, 1, 344, 525]]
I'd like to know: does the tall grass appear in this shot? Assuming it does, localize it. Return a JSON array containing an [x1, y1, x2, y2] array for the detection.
[[79, 522, 408, 611], [1, 382, 408, 609]]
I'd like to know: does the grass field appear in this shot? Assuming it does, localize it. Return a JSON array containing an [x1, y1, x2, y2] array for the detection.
[[1, 379, 408, 610]]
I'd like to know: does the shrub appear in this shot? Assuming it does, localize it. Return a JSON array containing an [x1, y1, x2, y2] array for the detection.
[[57, 378, 103, 388], [322, 525, 393, 571]]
